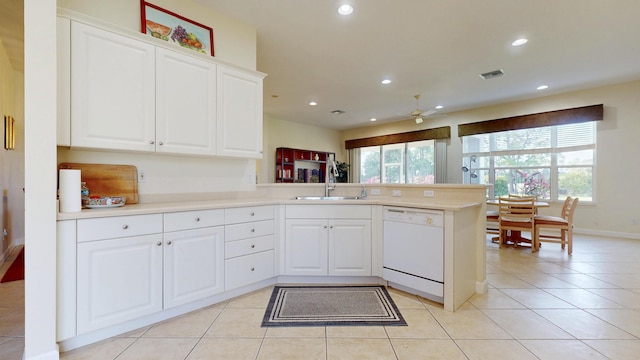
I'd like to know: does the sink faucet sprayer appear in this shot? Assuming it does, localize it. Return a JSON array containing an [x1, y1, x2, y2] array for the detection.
[[325, 158, 339, 196]]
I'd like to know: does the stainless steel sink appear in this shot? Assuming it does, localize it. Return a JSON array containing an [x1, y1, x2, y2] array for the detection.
[[293, 196, 361, 200]]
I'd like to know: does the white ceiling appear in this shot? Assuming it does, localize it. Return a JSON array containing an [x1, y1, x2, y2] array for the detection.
[[197, 0, 640, 129], [2, 1, 639, 130]]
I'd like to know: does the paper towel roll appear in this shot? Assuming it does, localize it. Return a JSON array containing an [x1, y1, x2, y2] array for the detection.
[[59, 169, 81, 212]]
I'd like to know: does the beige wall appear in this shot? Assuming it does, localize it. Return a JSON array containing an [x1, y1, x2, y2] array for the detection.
[[261, 115, 344, 183], [58, 0, 257, 69], [341, 80, 640, 238], [57, 0, 261, 196], [0, 36, 25, 252]]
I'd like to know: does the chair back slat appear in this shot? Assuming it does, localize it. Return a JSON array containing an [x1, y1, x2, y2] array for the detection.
[[498, 197, 536, 223]]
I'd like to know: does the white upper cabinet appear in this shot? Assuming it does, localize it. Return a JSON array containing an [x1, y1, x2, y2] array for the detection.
[[217, 66, 265, 158], [62, 17, 265, 158], [70, 21, 156, 152], [155, 48, 217, 155]]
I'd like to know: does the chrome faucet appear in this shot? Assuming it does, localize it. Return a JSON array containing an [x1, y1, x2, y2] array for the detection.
[[325, 159, 339, 197]]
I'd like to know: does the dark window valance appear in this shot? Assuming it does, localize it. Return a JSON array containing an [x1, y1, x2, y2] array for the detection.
[[345, 126, 451, 150], [457, 104, 603, 137]]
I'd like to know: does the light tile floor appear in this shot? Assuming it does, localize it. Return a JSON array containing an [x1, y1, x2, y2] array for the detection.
[[2, 235, 640, 359]]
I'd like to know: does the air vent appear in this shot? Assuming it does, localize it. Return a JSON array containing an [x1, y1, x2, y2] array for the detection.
[[331, 110, 345, 115], [479, 69, 505, 80]]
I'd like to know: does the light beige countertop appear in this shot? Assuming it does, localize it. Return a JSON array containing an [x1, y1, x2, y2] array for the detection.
[[57, 196, 481, 220]]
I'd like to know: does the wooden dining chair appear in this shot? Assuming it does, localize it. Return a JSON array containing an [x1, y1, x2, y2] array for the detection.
[[534, 197, 579, 255], [486, 210, 500, 241], [498, 197, 536, 251]]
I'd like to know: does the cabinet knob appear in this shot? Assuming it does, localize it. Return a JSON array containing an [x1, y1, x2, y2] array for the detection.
[[250, 212, 255, 216], [149, 140, 154, 145], [324, 225, 328, 229], [122, 224, 129, 230], [251, 244, 255, 248], [250, 267, 255, 272], [330, 225, 334, 229], [156, 242, 162, 246], [250, 228, 255, 233], [167, 241, 172, 245], [159, 141, 164, 146], [195, 217, 200, 222]]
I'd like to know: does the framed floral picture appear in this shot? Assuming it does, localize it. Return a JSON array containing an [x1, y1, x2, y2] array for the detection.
[[140, 1, 214, 56]]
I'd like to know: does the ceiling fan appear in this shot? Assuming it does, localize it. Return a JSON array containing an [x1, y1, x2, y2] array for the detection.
[[410, 95, 437, 124]]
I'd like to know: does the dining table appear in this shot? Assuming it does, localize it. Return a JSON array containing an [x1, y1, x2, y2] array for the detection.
[[486, 199, 550, 247]]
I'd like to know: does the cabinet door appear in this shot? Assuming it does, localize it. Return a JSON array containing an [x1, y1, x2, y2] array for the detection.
[[217, 65, 264, 158], [285, 219, 328, 275], [77, 234, 163, 334], [329, 220, 372, 276], [71, 22, 156, 152], [156, 48, 218, 156], [163, 227, 225, 309], [57, 17, 71, 146]]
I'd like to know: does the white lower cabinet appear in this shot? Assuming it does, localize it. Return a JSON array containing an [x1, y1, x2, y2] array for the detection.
[[77, 234, 163, 334], [284, 219, 327, 275], [76, 211, 225, 335], [163, 227, 224, 309], [329, 220, 372, 276], [284, 205, 372, 276], [224, 206, 275, 290]]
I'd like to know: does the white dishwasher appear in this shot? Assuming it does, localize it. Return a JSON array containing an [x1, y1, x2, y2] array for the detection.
[[383, 206, 444, 302]]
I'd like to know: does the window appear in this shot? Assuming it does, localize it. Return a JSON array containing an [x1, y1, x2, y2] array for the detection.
[[462, 122, 595, 201], [360, 140, 435, 184]]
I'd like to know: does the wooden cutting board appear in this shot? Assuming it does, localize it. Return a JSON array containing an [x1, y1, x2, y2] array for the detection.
[[58, 163, 139, 204]]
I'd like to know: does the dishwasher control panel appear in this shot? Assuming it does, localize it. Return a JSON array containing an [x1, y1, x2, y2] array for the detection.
[[383, 207, 443, 227]]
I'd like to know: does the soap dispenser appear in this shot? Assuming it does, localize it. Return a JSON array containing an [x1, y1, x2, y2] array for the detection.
[[361, 185, 367, 199]]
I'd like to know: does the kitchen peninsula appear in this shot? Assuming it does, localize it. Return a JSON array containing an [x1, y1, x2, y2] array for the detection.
[[56, 183, 486, 351]]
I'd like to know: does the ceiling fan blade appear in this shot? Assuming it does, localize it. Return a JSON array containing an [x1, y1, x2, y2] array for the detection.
[[421, 109, 437, 117]]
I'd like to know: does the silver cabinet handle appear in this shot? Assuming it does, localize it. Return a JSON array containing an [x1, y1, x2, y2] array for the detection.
[[323, 225, 328, 229], [251, 244, 255, 248], [250, 212, 255, 216], [159, 141, 163, 145], [250, 267, 255, 271], [167, 241, 172, 245], [156, 242, 162, 246], [195, 217, 200, 222], [251, 228, 255, 233], [149, 140, 154, 144], [330, 225, 334, 229], [122, 224, 129, 230]]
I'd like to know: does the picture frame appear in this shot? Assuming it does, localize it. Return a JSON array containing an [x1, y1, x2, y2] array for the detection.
[[140, 1, 214, 56]]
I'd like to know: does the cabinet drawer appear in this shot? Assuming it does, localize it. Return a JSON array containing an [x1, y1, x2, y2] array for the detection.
[[225, 250, 274, 291], [225, 205, 273, 224], [225, 235, 274, 259], [285, 205, 371, 219], [225, 219, 274, 242], [164, 209, 225, 232], [77, 214, 163, 242]]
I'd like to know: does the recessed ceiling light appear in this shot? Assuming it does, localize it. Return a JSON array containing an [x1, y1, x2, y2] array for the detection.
[[309, 101, 318, 106], [435, 105, 443, 109], [338, 4, 353, 15], [512, 38, 528, 46], [381, 79, 391, 85], [370, 118, 377, 122], [537, 85, 548, 90]]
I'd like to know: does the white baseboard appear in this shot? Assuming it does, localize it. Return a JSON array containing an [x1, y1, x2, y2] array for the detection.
[[575, 228, 640, 240]]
